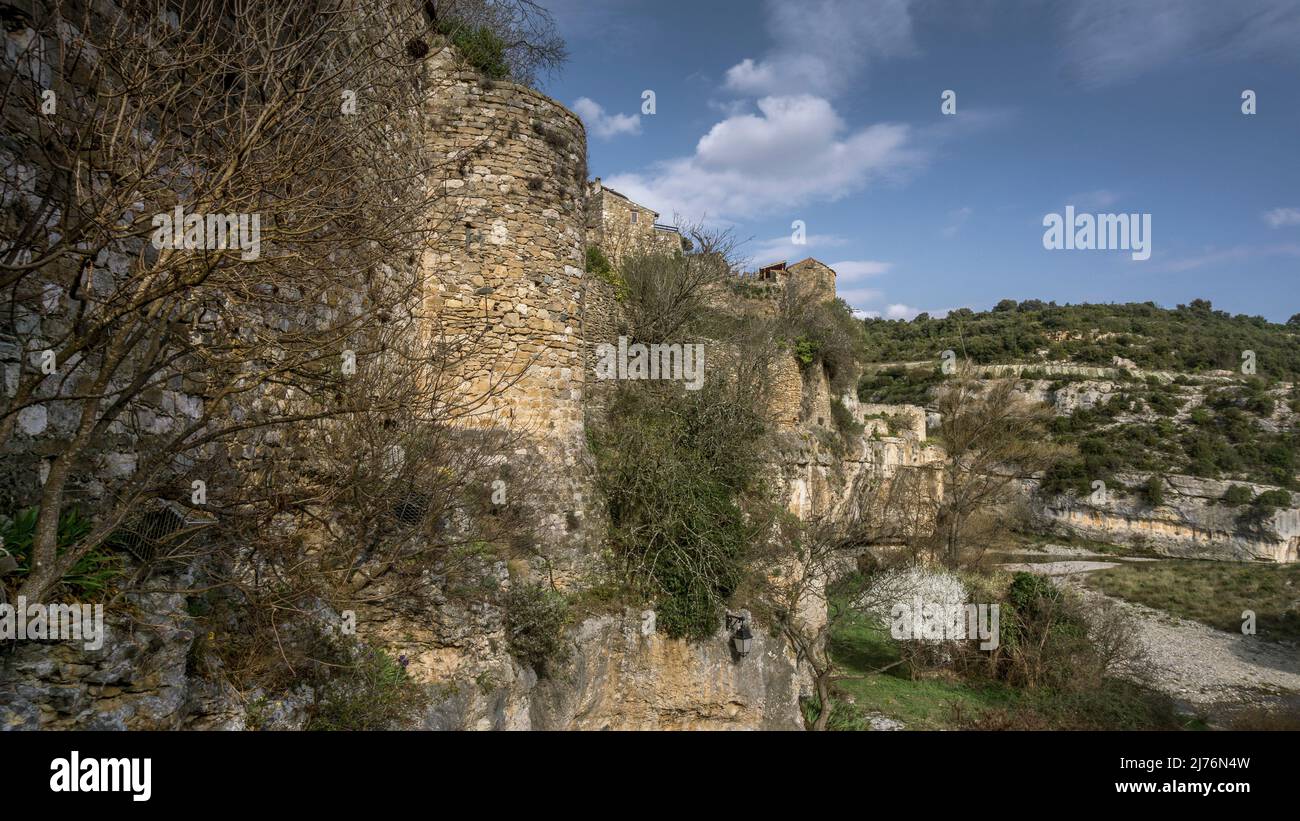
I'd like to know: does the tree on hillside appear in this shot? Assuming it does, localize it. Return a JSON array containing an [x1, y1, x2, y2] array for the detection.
[[929, 373, 1060, 567], [427, 0, 566, 85]]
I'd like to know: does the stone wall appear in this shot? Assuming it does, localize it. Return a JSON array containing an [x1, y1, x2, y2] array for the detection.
[[786, 258, 837, 303], [769, 355, 803, 431], [423, 63, 588, 439], [578, 275, 624, 414], [1, 22, 829, 731], [0, 4, 209, 513], [420, 60, 600, 565]]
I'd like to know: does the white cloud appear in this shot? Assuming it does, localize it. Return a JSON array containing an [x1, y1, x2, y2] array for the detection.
[[707, 98, 752, 118], [1263, 207, 1300, 228], [1154, 243, 1300, 273], [1061, 0, 1300, 87], [830, 259, 893, 312], [605, 95, 920, 221], [884, 303, 923, 320], [941, 206, 972, 238], [723, 0, 917, 97], [841, 287, 885, 308], [828, 260, 893, 278], [858, 300, 955, 321], [572, 97, 641, 139]]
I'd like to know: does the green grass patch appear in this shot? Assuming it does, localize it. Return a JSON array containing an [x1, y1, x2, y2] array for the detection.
[[1084, 560, 1300, 643], [827, 606, 1019, 729], [826, 595, 1192, 730]]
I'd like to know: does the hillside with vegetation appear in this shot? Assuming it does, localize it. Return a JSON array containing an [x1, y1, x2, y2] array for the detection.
[[860, 299, 1300, 379], [858, 300, 1300, 492]]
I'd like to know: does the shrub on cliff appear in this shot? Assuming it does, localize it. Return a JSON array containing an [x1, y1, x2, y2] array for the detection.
[[428, 1, 566, 86], [440, 22, 510, 79], [1143, 475, 1165, 507], [307, 645, 429, 731], [588, 221, 778, 639], [1254, 489, 1293, 509], [1222, 484, 1253, 506], [590, 378, 770, 640], [618, 225, 739, 344], [778, 292, 865, 395], [504, 582, 571, 676], [585, 245, 627, 301], [830, 397, 863, 440]]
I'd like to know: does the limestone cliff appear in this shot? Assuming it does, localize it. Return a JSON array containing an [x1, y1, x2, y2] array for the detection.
[[1030, 473, 1299, 563]]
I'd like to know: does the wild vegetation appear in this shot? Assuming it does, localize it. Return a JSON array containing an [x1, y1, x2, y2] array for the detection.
[[0, 0, 567, 726], [860, 299, 1300, 380], [1085, 560, 1300, 644], [858, 302, 1299, 491], [1041, 379, 1298, 491], [821, 600, 1190, 727], [587, 230, 780, 639]]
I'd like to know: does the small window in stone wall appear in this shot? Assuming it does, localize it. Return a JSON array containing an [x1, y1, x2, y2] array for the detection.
[[630, 211, 638, 224]]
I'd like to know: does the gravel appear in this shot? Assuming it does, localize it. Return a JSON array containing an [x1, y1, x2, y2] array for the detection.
[[1002, 558, 1300, 707]]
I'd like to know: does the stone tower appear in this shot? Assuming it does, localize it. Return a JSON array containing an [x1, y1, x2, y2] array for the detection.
[[421, 58, 598, 566]]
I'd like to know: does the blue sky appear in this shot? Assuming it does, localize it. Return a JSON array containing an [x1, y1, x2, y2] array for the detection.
[[537, 0, 1300, 322]]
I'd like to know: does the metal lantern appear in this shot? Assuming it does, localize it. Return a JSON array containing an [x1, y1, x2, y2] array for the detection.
[[732, 622, 754, 656]]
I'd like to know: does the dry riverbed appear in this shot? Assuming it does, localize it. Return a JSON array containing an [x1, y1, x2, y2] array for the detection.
[[998, 546, 1300, 723]]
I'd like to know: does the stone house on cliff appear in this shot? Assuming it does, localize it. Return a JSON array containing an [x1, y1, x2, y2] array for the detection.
[[585, 178, 685, 261], [752, 258, 838, 303]]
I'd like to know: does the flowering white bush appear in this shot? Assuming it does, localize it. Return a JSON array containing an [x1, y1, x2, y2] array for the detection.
[[860, 565, 970, 644]]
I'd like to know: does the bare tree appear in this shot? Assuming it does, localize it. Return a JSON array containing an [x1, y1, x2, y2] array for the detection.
[[616, 220, 739, 345], [928, 373, 1060, 567], [756, 468, 935, 730], [0, 0, 556, 615]]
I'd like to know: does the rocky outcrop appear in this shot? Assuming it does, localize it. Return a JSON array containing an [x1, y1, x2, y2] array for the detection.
[[0, 570, 202, 730], [1031, 473, 1299, 563], [528, 611, 802, 730], [410, 607, 803, 731], [862, 360, 1190, 384], [777, 368, 942, 523]]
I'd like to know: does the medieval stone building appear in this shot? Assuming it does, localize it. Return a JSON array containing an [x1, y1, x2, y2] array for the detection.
[[585, 179, 684, 262], [753, 257, 838, 303]]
